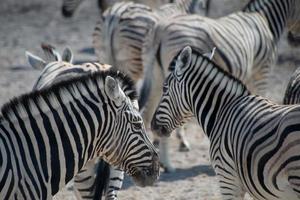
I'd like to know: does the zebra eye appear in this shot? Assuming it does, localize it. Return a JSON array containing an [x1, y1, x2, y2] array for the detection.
[[163, 84, 168, 93], [133, 122, 143, 130]]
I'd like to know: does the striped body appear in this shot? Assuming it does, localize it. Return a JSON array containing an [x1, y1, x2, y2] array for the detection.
[[143, 0, 300, 98], [92, 0, 208, 82], [0, 70, 159, 199], [27, 46, 125, 200], [152, 46, 300, 199]]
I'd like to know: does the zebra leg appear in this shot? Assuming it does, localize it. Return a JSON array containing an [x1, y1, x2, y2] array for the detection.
[[159, 137, 176, 173], [105, 167, 124, 200], [176, 126, 190, 152], [73, 158, 110, 200]]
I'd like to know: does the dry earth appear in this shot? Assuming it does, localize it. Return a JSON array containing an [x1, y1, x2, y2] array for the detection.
[[0, 0, 300, 199]]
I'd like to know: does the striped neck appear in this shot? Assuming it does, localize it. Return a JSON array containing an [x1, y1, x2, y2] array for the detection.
[[244, 0, 295, 42], [0, 75, 123, 198], [186, 55, 250, 137], [0, 83, 107, 198]]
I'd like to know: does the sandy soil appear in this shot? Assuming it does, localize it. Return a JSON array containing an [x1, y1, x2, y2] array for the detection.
[[0, 0, 300, 199]]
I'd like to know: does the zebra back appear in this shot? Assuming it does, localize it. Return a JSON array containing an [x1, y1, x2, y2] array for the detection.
[[92, 0, 208, 84], [243, 0, 300, 42], [93, 2, 156, 82]]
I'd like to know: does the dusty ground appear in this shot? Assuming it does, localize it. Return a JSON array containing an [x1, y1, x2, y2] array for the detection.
[[0, 0, 300, 199]]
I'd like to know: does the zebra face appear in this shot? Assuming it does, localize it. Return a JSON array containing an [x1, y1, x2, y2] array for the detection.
[[104, 76, 160, 186], [151, 46, 194, 137]]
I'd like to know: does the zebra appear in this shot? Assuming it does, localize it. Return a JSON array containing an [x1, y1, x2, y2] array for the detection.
[[142, 0, 300, 101], [0, 65, 159, 199], [92, 0, 208, 172], [152, 46, 300, 199], [283, 67, 300, 105], [26, 44, 125, 200], [92, 0, 208, 82]]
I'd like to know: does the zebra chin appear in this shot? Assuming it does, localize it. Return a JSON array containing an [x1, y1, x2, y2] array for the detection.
[[131, 155, 160, 187]]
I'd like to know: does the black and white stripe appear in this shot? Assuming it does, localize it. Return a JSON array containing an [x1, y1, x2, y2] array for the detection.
[[92, 0, 208, 172], [142, 0, 300, 98], [26, 45, 125, 200], [152, 46, 300, 199], [92, 0, 208, 82], [0, 68, 159, 199]]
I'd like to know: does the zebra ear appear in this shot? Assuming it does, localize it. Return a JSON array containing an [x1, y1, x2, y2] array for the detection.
[[62, 47, 73, 63], [203, 47, 216, 60], [174, 46, 192, 79], [105, 76, 126, 106], [26, 51, 47, 70], [41, 43, 61, 62]]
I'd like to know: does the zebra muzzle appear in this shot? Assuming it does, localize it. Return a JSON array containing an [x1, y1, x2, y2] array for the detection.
[[131, 154, 160, 187]]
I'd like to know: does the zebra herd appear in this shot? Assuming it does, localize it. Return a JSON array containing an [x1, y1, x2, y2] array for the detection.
[[1, 0, 300, 199]]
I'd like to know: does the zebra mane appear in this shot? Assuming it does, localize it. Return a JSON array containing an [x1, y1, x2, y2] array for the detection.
[[180, 48, 250, 94], [1, 70, 137, 121], [197, 50, 250, 93]]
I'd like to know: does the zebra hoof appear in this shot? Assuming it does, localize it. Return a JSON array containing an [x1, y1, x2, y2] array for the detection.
[[179, 142, 191, 152]]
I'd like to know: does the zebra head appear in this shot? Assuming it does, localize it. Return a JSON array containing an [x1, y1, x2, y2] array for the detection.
[[151, 46, 194, 137], [102, 76, 160, 187], [26, 44, 77, 90]]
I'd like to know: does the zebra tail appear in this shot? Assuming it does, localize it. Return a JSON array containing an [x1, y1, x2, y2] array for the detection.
[[93, 160, 110, 200]]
